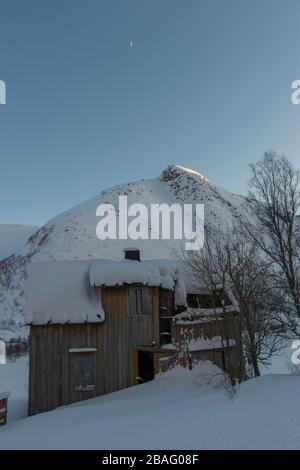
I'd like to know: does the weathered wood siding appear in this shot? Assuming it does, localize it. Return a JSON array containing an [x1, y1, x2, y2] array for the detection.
[[28, 323, 104, 415], [28, 285, 160, 416], [100, 285, 159, 394]]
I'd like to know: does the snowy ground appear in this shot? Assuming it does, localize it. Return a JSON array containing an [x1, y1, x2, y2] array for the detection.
[[260, 344, 295, 376], [0, 356, 28, 424], [0, 356, 300, 450]]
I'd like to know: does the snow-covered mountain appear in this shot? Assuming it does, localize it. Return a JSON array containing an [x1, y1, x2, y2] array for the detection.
[[0, 225, 38, 261], [0, 165, 256, 342]]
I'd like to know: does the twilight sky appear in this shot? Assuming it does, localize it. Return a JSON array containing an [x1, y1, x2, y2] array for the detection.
[[0, 0, 300, 226]]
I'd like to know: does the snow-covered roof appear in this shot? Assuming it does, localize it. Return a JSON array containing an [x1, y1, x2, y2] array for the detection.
[[174, 305, 240, 323], [25, 260, 105, 325], [89, 258, 209, 298], [24, 258, 236, 326], [25, 259, 185, 325], [89, 259, 178, 290]]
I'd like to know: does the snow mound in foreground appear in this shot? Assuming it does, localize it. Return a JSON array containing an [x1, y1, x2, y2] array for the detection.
[[1, 359, 300, 450]]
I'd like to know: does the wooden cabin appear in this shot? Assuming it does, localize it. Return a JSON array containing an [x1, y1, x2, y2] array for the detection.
[[26, 256, 244, 416]]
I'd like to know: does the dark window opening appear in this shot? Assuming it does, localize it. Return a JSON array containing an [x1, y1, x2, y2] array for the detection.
[[159, 288, 175, 346], [221, 350, 226, 372], [124, 249, 140, 261], [129, 286, 150, 315], [159, 317, 172, 346], [187, 293, 230, 309], [137, 351, 155, 383]]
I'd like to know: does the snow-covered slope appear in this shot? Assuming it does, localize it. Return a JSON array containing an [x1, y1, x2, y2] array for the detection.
[[0, 165, 256, 341], [1, 360, 299, 449], [0, 225, 37, 261]]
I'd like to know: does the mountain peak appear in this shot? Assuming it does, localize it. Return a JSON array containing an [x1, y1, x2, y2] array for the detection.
[[160, 164, 209, 183], [0, 164, 251, 342]]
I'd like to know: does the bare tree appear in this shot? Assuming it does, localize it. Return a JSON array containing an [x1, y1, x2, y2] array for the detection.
[[246, 151, 300, 339], [224, 230, 283, 376], [182, 228, 283, 377]]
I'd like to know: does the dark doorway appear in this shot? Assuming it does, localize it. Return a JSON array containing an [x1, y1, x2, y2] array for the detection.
[[137, 351, 155, 384]]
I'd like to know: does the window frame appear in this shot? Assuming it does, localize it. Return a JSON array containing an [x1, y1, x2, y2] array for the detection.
[[128, 285, 151, 316]]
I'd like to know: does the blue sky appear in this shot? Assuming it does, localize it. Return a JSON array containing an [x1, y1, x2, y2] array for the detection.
[[0, 0, 300, 226]]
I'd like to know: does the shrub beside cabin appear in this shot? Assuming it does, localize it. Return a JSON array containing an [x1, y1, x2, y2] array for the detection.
[[26, 255, 244, 416]]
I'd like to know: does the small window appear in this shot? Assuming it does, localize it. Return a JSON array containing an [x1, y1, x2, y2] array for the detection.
[[129, 286, 149, 315], [124, 249, 140, 261]]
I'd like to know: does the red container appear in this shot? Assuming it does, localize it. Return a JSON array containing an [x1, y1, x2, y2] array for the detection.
[[0, 392, 10, 426]]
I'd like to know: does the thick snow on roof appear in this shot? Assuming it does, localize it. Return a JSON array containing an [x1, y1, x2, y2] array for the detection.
[[25, 259, 186, 325], [89, 258, 206, 300], [25, 260, 105, 325], [25, 257, 234, 325], [174, 305, 240, 323], [89, 259, 178, 290]]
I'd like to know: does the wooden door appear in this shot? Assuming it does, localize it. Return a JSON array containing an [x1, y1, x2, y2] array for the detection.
[[69, 352, 97, 402]]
